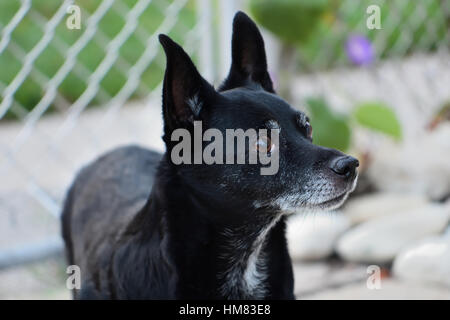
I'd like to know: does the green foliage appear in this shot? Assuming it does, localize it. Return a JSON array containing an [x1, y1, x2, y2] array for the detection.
[[250, 0, 447, 69], [306, 98, 402, 151], [353, 102, 402, 140], [306, 98, 351, 152], [249, 0, 330, 45]]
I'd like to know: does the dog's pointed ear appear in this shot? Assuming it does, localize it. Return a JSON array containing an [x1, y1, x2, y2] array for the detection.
[[219, 11, 274, 93], [159, 34, 216, 131]]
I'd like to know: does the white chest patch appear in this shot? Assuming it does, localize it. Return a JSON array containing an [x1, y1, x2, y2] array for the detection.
[[219, 215, 282, 299]]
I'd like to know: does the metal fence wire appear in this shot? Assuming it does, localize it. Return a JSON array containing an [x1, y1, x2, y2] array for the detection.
[[0, 0, 449, 267]]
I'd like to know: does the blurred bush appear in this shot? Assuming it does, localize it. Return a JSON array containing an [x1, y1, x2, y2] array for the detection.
[[306, 98, 351, 151], [249, 0, 330, 45], [0, 0, 196, 119], [307, 98, 402, 152]]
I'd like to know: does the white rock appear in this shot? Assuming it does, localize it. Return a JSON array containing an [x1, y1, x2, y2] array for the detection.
[[393, 236, 450, 287], [336, 204, 450, 264], [343, 192, 428, 224], [367, 123, 450, 200], [287, 211, 350, 261], [445, 225, 450, 237]]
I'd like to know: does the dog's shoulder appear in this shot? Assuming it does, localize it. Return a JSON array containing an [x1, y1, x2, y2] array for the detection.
[[62, 145, 164, 296], [75, 145, 161, 183], [70, 145, 161, 203]]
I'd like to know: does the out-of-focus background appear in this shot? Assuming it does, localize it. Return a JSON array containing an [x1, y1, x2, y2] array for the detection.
[[0, 0, 449, 299]]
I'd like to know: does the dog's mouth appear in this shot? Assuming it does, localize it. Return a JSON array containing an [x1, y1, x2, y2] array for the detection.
[[270, 174, 358, 213], [305, 174, 358, 211], [313, 191, 349, 210]]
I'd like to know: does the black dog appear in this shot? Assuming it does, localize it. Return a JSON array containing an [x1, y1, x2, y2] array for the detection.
[[61, 11, 358, 299]]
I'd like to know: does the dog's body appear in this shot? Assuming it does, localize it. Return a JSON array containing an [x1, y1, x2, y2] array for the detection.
[[62, 12, 358, 299], [62, 146, 294, 299]]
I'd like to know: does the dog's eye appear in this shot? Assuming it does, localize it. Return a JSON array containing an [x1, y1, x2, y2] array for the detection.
[[305, 121, 313, 140], [256, 136, 273, 153]]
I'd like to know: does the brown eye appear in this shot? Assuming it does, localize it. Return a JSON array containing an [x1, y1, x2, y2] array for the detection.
[[306, 121, 313, 140], [256, 136, 272, 153]]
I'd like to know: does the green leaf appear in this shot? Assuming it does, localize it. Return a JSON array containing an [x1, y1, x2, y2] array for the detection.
[[353, 102, 402, 140], [249, 0, 330, 45], [306, 98, 351, 152]]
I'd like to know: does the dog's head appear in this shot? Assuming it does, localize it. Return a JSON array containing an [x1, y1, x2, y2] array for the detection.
[[158, 12, 358, 213]]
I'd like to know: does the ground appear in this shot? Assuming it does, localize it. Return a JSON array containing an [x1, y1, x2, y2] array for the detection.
[[1, 256, 449, 299]]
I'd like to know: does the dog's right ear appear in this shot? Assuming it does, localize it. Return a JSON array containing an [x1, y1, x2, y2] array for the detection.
[[159, 34, 216, 133], [219, 11, 274, 93]]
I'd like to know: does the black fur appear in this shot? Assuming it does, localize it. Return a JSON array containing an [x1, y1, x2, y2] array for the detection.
[[61, 11, 358, 300]]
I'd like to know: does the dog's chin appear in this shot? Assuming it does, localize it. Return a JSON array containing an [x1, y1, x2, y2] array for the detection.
[[274, 175, 358, 214], [307, 191, 349, 211], [270, 190, 350, 215], [262, 175, 358, 215], [305, 174, 358, 211]]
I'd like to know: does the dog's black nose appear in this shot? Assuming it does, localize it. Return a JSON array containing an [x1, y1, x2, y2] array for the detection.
[[329, 156, 359, 178]]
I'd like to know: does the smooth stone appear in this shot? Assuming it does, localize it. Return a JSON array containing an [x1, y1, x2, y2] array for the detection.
[[367, 123, 450, 200], [393, 236, 450, 287], [336, 204, 450, 264], [343, 192, 428, 224], [287, 211, 350, 261]]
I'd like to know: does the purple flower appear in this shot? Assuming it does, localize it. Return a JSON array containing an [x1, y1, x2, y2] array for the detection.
[[345, 35, 374, 66]]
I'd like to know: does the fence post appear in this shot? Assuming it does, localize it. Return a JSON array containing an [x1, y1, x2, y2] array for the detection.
[[217, 0, 236, 81], [196, 0, 215, 83]]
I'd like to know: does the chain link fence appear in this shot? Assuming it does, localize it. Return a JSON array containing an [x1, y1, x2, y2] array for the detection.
[[0, 0, 449, 269]]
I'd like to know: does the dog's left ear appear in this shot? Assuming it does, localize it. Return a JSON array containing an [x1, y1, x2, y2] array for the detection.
[[219, 11, 274, 93], [159, 34, 216, 133]]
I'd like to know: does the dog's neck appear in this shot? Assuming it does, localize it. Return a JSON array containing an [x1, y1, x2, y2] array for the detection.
[[217, 213, 283, 299], [137, 160, 285, 299]]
